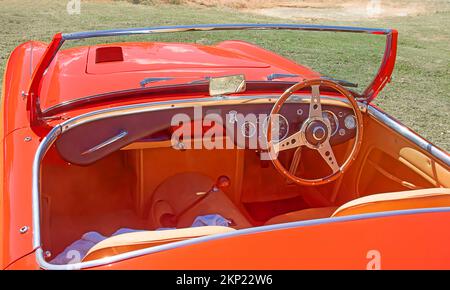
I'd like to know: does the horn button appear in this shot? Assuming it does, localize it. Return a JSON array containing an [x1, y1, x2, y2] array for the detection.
[[304, 120, 329, 146]]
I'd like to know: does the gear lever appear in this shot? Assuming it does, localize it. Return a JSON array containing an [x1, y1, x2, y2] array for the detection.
[[159, 176, 231, 228], [196, 175, 230, 196]]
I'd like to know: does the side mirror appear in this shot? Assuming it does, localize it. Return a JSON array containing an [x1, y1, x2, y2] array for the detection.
[[209, 74, 246, 96]]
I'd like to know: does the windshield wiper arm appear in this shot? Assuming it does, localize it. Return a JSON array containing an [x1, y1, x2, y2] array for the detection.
[[140, 76, 213, 87], [140, 77, 174, 88], [267, 73, 299, 81], [321, 76, 358, 88]]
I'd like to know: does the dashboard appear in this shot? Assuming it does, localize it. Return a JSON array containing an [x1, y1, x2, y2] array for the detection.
[[55, 99, 357, 165]]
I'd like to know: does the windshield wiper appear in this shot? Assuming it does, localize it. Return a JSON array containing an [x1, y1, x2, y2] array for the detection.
[[140, 76, 212, 87], [140, 77, 174, 88], [266, 73, 358, 88], [321, 76, 358, 88], [267, 73, 298, 81]]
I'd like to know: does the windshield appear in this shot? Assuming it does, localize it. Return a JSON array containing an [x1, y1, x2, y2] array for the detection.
[[31, 24, 395, 118]]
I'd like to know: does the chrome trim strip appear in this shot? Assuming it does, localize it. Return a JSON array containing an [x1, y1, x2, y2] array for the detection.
[[81, 130, 128, 155], [62, 24, 391, 40], [58, 95, 352, 133], [32, 125, 62, 249], [35, 206, 450, 270], [32, 96, 450, 270], [367, 105, 450, 167]]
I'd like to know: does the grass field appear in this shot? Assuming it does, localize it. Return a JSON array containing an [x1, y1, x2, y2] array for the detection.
[[0, 0, 449, 151]]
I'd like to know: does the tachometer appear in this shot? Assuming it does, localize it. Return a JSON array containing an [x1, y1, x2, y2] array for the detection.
[[322, 110, 339, 136], [263, 114, 289, 142]]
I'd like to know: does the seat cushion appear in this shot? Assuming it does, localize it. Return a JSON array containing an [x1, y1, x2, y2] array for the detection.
[[83, 226, 235, 261], [264, 188, 450, 225], [332, 188, 450, 217], [264, 207, 338, 225]]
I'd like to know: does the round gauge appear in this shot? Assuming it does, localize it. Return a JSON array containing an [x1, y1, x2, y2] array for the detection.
[[322, 110, 339, 136], [263, 114, 289, 142], [344, 115, 356, 130], [241, 121, 257, 138]]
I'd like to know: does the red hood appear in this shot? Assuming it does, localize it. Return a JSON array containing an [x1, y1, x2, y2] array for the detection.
[[37, 40, 320, 112]]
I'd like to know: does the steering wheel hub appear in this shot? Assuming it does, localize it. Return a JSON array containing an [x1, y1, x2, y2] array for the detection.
[[304, 120, 329, 146]]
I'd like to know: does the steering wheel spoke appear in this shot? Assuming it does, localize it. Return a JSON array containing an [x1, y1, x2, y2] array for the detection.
[[272, 131, 303, 154], [288, 147, 302, 176], [309, 85, 323, 119], [317, 141, 340, 174]]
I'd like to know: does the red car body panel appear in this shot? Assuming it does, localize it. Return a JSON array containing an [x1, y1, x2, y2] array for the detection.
[[6, 210, 450, 270]]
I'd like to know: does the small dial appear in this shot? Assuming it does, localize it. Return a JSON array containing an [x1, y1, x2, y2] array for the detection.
[[263, 114, 289, 142], [322, 110, 339, 136], [344, 115, 356, 130]]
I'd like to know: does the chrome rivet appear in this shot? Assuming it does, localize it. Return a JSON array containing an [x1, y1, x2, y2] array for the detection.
[[24, 137, 32, 142], [19, 226, 29, 234], [297, 109, 303, 116], [44, 251, 52, 258], [339, 129, 346, 136]]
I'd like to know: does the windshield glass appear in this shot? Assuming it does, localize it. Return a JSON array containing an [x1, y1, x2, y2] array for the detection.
[[38, 26, 388, 113]]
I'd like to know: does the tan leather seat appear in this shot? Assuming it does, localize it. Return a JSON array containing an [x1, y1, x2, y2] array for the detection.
[[83, 226, 234, 261], [265, 188, 450, 225]]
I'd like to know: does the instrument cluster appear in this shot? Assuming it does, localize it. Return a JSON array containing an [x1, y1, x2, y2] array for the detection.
[[234, 103, 357, 147]]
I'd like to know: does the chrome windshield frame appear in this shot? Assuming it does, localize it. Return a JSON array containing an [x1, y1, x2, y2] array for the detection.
[[62, 23, 391, 40], [26, 23, 397, 128]]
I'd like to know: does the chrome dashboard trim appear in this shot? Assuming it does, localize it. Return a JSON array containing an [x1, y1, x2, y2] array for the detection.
[[81, 130, 128, 155], [58, 94, 351, 133], [32, 95, 449, 270]]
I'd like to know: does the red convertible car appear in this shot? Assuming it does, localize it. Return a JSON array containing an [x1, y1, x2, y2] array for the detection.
[[1, 24, 449, 270]]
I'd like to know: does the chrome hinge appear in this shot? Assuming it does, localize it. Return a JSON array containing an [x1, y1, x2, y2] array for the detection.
[[357, 101, 368, 113]]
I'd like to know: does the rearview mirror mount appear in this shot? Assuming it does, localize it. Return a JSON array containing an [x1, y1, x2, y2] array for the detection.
[[209, 74, 246, 96]]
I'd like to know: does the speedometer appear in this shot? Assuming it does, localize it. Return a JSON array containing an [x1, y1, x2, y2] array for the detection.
[[263, 114, 289, 142], [322, 110, 339, 136]]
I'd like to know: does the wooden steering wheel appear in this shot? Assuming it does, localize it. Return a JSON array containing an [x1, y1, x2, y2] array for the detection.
[[267, 79, 364, 186]]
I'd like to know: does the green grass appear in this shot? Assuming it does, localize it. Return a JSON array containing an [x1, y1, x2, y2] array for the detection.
[[1, 0, 449, 151]]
